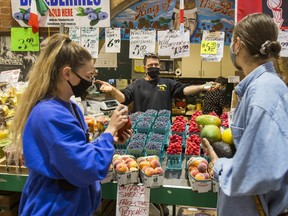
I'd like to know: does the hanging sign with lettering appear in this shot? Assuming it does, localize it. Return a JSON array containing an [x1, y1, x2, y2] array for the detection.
[[116, 184, 150, 216], [201, 30, 225, 62], [158, 30, 190, 58], [105, 28, 121, 53], [11, 27, 39, 51], [11, 0, 110, 28], [278, 30, 288, 57], [129, 30, 156, 59]]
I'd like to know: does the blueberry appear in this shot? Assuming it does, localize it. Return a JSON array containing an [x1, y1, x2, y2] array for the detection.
[[14, 12, 24, 20], [84, 7, 94, 15], [24, 13, 30, 21], [98, 11, 108, 20], [88, 12, 98, 20]]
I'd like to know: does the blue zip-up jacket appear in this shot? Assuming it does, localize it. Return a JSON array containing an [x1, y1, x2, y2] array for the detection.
[[20, 97, 114, 216], [213, 62, 288, 216]]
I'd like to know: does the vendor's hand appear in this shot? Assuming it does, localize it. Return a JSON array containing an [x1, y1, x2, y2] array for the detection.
[[95, 80, 113, 93], [105, 105, 128, 136], [114, 129, 133, 143], [203, 82, 218, 92]]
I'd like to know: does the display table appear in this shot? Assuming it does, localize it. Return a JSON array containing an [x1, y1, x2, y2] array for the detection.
[[0, 159, 217, 208]]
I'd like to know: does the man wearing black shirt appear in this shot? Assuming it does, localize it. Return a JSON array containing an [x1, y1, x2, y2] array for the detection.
[[96, 53, 211, 113]]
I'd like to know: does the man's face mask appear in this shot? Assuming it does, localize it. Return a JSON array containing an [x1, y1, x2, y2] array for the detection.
[[147, 67, 160, 79], [68, 70, 92, 98]]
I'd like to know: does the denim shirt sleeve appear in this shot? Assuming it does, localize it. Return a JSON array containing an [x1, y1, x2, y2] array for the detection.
[[213, 105, 288, 196]]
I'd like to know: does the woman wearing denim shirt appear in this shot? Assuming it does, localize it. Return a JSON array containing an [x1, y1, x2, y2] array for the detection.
[[202, 13, 288, 216]]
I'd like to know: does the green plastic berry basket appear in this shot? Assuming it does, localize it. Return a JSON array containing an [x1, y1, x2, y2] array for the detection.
[[166, 154, 182, 171]]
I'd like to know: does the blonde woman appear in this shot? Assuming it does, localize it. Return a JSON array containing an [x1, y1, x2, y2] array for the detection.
[[11, 33, 131, 215]]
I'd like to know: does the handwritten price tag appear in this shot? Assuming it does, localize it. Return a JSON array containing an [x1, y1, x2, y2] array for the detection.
[[201, 41, 217, 55], [105, 28, 121, 53], [116, 184, 150, 216], [278, 30, 288, 57], [11, 27, 39, 51]]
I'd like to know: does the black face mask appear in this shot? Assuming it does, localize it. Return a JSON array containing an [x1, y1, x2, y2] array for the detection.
[[147, 67, 160, 79], [68, 72, 92, 98]]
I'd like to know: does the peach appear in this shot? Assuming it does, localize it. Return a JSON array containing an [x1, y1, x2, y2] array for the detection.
[[144, 167, 155, 176], [129, 167, 139, 172], [203, 172, 210, 179], [124, 157, 134, 164], [149, 158, 160, 168], [190, 169, 199, 177], [127, 160, 138, 169], [199, 158, 208, 166], [191, 158, 202, 167], [139, 161, 150, 170], [197, 162, 208, 173], [188, 165, 198, 172], [194, 173, 206, 180], [113, 159, 123, 168], [147, 156, 158, 162], [116, 162, 128, 173], [154, 167, 163, 175]]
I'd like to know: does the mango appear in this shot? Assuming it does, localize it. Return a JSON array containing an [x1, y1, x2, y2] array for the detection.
[[195, 115, 221, 127], [200, 125, 221, 143]]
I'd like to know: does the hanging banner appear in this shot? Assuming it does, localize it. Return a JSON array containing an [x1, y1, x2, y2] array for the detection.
[[10, 27, 39, 51], [236, 0, 288, 29], [278, 30, 288, 57], [105, 28, 121, 53], [116, 184, 150, 216], [201, 30, 225, 62], [158, 30, 190, 58], [129, 30, 156, 59], [81, 28, 99, 59], [11, 0, 110, 28]]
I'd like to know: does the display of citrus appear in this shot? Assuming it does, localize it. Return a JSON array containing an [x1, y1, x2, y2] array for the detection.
[[221, 128, 233, 144]]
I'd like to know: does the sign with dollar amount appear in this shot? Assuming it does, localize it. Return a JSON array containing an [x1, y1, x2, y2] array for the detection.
[[11, 27, 39, 51], [105, 28, 121, 53], [201, 41, 217, 55]]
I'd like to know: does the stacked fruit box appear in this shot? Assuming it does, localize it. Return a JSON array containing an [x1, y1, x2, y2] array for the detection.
[[112, 155, 139, 185], [100, 164, 115, 184], [187, 156, 212, 193], [137, 156, 164, 188]]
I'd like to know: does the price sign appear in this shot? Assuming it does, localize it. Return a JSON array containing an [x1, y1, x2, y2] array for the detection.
[[116, 184, 150, 216], [201, 41, 217, 54], [278, 30, 288, 57], [105, 28, 121, 53], [11, 28, 39, 51]]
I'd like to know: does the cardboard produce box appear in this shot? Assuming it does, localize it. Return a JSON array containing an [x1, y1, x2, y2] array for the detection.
[[177, 206, 217, 216], [139, 170, 164, 188]]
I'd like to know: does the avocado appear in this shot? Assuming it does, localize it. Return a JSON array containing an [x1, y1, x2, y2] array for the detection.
[[211, 141, 236, 158], [195, 115, 221, 127], [201, 125, 222, 143]]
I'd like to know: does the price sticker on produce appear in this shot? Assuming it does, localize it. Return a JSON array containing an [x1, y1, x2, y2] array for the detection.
[[201, 41, 217, 55], [10, 27, 39, 51], [278, 30, 288, 57]]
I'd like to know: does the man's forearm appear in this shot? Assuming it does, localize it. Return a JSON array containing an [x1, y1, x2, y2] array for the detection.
[[183, 84, 205, 96], [111, 87, 126, 103]]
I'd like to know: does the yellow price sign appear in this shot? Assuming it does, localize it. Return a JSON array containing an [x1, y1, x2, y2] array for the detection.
[[201, 41, 217, 55], [11, 27, 39, 51]]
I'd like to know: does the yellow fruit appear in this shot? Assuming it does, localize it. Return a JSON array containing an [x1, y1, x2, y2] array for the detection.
[[0, 130, 9, 139], [222, 128, 233, 144]]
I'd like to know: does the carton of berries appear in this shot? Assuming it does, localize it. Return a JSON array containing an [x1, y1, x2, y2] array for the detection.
[[187, 156, 212, 193], [112, 155, 139, 185], [137, 156, 164, 188]]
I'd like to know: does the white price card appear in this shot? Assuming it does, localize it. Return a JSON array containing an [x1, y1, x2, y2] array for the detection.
[[105, 28, 121, 53], [116, 184, 150, 216], [129, 30, 156, 59], [278, 30, 288, 57], [201, 30, 225, 62], [158, 30, 190, 58], [81, 27, 99, 58]]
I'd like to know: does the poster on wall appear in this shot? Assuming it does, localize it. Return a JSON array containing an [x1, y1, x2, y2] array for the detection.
[[236, 0, 288, 29], [11, 0, 110, 28], [110, 0, 235, 45]]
